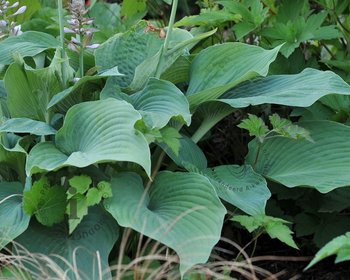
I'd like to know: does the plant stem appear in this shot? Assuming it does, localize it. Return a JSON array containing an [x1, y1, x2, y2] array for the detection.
[[78, 35, 84, 77], [58, 0, 67, 86], [155, 0, 178, 78]]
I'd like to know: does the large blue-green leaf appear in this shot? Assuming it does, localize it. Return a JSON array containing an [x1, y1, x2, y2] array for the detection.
[[96, 21, 216, 92], [0, 31, 59, 65], [47, 66, 124, 111], [16, 207, 119, 280], [0, 182, 29, 249], [104, 172, 226, 276], [0, 134, 28, 179], [186, 43, 281, 108], [220, 68, 350, 108], [4, 50, 64, 121], [246, 121, 350, 193], [26, 99, 151, 176], [0, 118, 56, 136], [159, 135, 207, 171], [108, 78, 191, 129], [95, 21, 163, 88], [202, 165, 270, 215]]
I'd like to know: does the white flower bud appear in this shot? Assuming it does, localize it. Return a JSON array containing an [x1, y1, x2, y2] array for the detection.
[[71, 36, 80, 44], [12, 5, 26, 16], [86, 43, 100, 49], [0, 20, 7, 27], [11, 24, 22, 36], [64, 27, 75, 33], [9, 2, 19, 9]]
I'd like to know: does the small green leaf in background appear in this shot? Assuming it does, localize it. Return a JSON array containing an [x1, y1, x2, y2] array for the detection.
[[261, 11, 341, 57], [219, 0, 269, 39], [23, 177, 66, 226], [269, 114, 313, 141], [175, 11, 241, 27], [233, 214, 298, 249], [68, 175, 92, 199], [238, 114, 269, 142], [121, 0, 147, 19], [306, 232, 350, 270], [66, 176, 112, 233]]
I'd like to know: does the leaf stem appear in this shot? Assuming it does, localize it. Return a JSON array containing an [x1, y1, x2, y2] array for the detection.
[[78, 35, 84, 77]]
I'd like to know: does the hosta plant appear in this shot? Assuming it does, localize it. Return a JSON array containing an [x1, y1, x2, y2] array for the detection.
[[1, 0, 350, 279]]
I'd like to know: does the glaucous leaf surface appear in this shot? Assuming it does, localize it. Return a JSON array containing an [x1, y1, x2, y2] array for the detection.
[[109, 78, 191, 129], [202, 165, 270, 215], [246, 121, 350, 193], [0, 31, 59, 65], [4, 51, 64, 122], [0, 118, 56, 135], [159, 135, 208, 171], [26, 99, 151, 176], [0, 182, 29, 250], [220, 68, 350, 108], [16, 206, 119, 280], [186, 43, 281, 108], [104, 171, 226, 276]]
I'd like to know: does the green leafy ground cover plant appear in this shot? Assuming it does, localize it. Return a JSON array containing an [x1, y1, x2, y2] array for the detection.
[[1, 0, 350, 279]]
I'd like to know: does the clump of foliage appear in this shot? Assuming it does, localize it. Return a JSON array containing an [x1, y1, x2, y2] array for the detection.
[[0, 0, 350, 279]]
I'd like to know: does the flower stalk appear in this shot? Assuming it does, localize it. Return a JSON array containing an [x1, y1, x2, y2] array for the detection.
[[57, 0, 67, 86], [65, 0, 99, 78], [155, 0, 178, 78]]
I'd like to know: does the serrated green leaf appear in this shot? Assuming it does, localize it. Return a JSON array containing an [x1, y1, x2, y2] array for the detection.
[[66, 194, 89, 233], [269, 114, 312, 141], [306, 232, 350, 270], [68, 175, 92, 198], [97, 181, 113, 199], [23, 177, 66, 226], [238, 114, 269, 141], [86, 188, 102, 206], [233, 215, 298, 249], [175, 11, 241, 27]]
